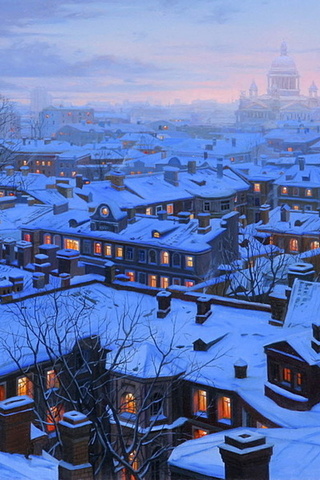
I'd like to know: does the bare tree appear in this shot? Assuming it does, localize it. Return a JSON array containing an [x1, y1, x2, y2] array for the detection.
[[0, 287, 220, 480]]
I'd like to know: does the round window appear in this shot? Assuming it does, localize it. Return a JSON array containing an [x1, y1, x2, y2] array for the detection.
[[100, 206, 109, 216]]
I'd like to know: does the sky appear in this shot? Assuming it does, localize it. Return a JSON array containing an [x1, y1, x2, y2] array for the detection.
[[1, 0, 320, 107]]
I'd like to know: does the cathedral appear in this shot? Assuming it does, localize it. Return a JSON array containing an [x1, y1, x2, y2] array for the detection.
[[236, 42, 320, 127]]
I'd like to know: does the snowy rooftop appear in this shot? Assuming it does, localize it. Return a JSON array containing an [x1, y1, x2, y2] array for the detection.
[[257, 207, 320, 235]]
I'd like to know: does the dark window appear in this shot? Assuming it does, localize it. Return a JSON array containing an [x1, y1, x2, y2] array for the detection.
[[83, 240, 91, 255], [149, 250, 157, 264], [150, 392, 163, 417], [138, 249, 146, 262], [221, 201, 230, 211], [126, 247, 133, 260], [138, 272, 146, 284], [270, 362, 280, 382], [173, 253, 181, 267]]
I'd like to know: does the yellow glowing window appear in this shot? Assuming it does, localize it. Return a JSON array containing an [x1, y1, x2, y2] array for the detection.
[[254, 183, 261, 193], [44, 234, 51, 245], [153, 231, 160, 238], [311, 241, 320, 250], [36, 160, 40, 165], [283, 368, 292, 383], [305, 188, 313, 197], [126, 271, 135, 282], [194, 389, 207, 413], [281, 186, 288, 194], [146, 207, 152, 215], [296, 372, 303, 386], [60, 172, 65, 176], [35, 169, 41, 174], [167, 203, 174, 214], [186, 256, 194, 268], [160, 277, 169, 289], [0, 384, 5, 401], [104, 244, 112, 256], [217, 396, 231, 420], [185, 280, 195, 287], [161, 251, 169, 264], [193, 429, 208, 439], [148, 275, 157, 287], [94, 242, 102, 255], [17, 376, 33, 398], [116, 246, 123, 258], [288, 147, 293, 152], [41, 161, 45, 166], [289, 238, 298, 252], [120, 392, 136, 414], [24, 233, 31, 242], [293, 205, 299, 210], [64, 239, 79, 250], [47, 161, 52, 166], [46, 370, 60, 389], [46, 405, 65, 432]]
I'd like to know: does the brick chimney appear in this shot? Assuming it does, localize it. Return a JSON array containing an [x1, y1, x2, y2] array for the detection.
[[57, 249, 82, 278], [234, 359, 248, 379], [156, 291, 172, 318], [197, 213, 211, 234], [58, 411, 93, 480], [164, 167, 179, 186], [287, 262, 315, 288], [196, 295, 212, 324], [178, 212, 191, 224], [3, 238, 15, 265], [110, 171, 125, 191], [0, 396, 34, 455], [280, 204, 290, 222], [219, 431, 273, 480], [260, 204, 270, 225], [75, 174, 83, 189], [16, 240, 33, 268], [298, 156, 305, 171], [187, 160, 196, 174]]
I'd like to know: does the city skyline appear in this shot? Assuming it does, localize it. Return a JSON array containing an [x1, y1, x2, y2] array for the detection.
[[1, 0, 320, 106]]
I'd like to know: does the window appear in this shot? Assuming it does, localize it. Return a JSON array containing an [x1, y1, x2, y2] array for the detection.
[[289, 238, 298, 252], [270, 362, 280, 382], [281, 186, 288, 195], [44, 234, 51, 245], [293, 205, 299, 210], [305, 188, 313, 197], [203, 201, 210, 212], [148, 275, 157, 288], [172, 253, 180, 267], [149, 250, 157, 264], [161, 251, 169, 265], [217, 396, 232, 423], [293, 187, 299, 196], [193, 429, 208, 439], [160, 277, 169, 289], [156, 205, 162, 213], [116, 246, 123, 259], [296, 372, 303, 389], [167, 203, 174, 214], [194, 389, 208, 415], [311, 241, 320, 250], [94, 242, 102, 255], [282, 367, 292, 384], [150, 392, 163, 417], [138, 249, 146, 262], [185, 280, 195, 287], [254, 183, 261, 193], [153, 231, 160, 238], [0, 383, 5, 401], [104, 244, 112, 257], [173, 277, 181, 285], [17, 376, 33, 398], [126, 271, 135, 282], [138, 272, 146, 284], [23, 233, 31, 242], [185, 256, 194, 268], [221, 200, 230, 211], [146, 207, 152, 215], [46, 405, 65, 433], [126, 247, 133, 260], [64, 239, 79, 250], [46, 370, 60, 390], [120, 392, 137, 414]]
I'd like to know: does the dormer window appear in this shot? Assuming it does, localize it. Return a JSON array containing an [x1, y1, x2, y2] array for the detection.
[[100, 206, 110, 216], [153, 231, 160, 238], [254, 183, 261, 193]]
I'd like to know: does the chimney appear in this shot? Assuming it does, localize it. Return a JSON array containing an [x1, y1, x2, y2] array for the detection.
[[16, 240, 32, 268], [196, 295, 212, 324], [39, 244, 60, 270], [164, 167, 179, 186], [311, 323, 320, 353], [33, 272, 45, 289], [197, 213, 211, 234], [260, 155, 267, 167], [287, 262, 315, 288], [260, 204, 270, 225], [217, 158, 223, 179], [58, 411, 93, 480], [187, 160, 196, 174], [57, 249, 81, 278], [3, 238, 15, 265], [22, 137, 27, 146], [9, 274, 24, 293], [234, 359, 248, 378], [20, 166, 29, 176], [0, 396, 34, 455], [60, 273, 71, 289], [231, 138, 236, 147], [157, 209, 167, 221], [219, 431, 273, 480], [280, 204, 290, 222], [156, 291, 172, 318], [75, 174, 83, 189], [127, 207, 136, 223], [34, 253, 51, 284], [56, 183, 73, 198], [4, 165, 14, 176], [298, 156, 305, 171], [110, 171, 125, 191], [178, 212, 191, 224]]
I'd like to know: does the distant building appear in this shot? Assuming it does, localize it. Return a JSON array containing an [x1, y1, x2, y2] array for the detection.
[[39, 106, 95, 137]]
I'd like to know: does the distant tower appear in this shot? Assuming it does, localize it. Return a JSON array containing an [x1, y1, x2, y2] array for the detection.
[[267, 42, 300, 96], [309, 81, 318, 98], [30, 87, 52, 116], [249, 80, 258, 98]]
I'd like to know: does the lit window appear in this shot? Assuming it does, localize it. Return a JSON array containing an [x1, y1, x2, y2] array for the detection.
[[46, 370, 60, 390], [288, 147, 293, 152], [47, 161, 52, 166], [193, 429, 208, 439], [104, 244, 112, 257], [44, 234, 51, 245], [296, 372, 303, 388], [256, 422, 268, 429], [126, 271, 135, 282], [293, 205, 299, 210], [160, 277, 169, 289], [116, 246, 123, 258], [185, 256, 194, 268], [146, 207, 152, 215], [17, 376, 33, 398], [94, 242, 102, 255], [41, 161, 45, 166], [193, 389, 207, 414], [64, 239, 80, 250], [254, 183, 261, 192], [289, 238, 298, 252], [0, 384, 5, 401], [100, 206, 109, 216], [305, 188, 313, 197], [283, 368, 292, 383], [36, 160, 40, 166], [153, 231, 160, 238], [148, 275, 157, 287], [35, 169, 41, 174], [60, 172, 65, 176], [217, 396, 232, 422], [311, 241, 320, 250], [46, 405, 65, 433], [281, 186, 288, 195], [161, 251, 169, 265], [185, 280, 195, 287], [167, 204, 174, 214], [120, 392, 137, 414], [23, 233, 31, 242]]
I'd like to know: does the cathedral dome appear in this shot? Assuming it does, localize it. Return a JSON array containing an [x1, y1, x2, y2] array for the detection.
[[269, 42, 298, 74]]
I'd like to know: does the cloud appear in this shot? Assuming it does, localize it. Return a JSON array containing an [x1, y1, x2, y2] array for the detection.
[[199, 3, 241, 24]]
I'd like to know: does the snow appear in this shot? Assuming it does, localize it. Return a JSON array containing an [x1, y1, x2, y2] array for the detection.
[[0, 452, 57, 480]]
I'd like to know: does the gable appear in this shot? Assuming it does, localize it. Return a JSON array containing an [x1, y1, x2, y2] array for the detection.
[[265, 340, 306, 363]]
